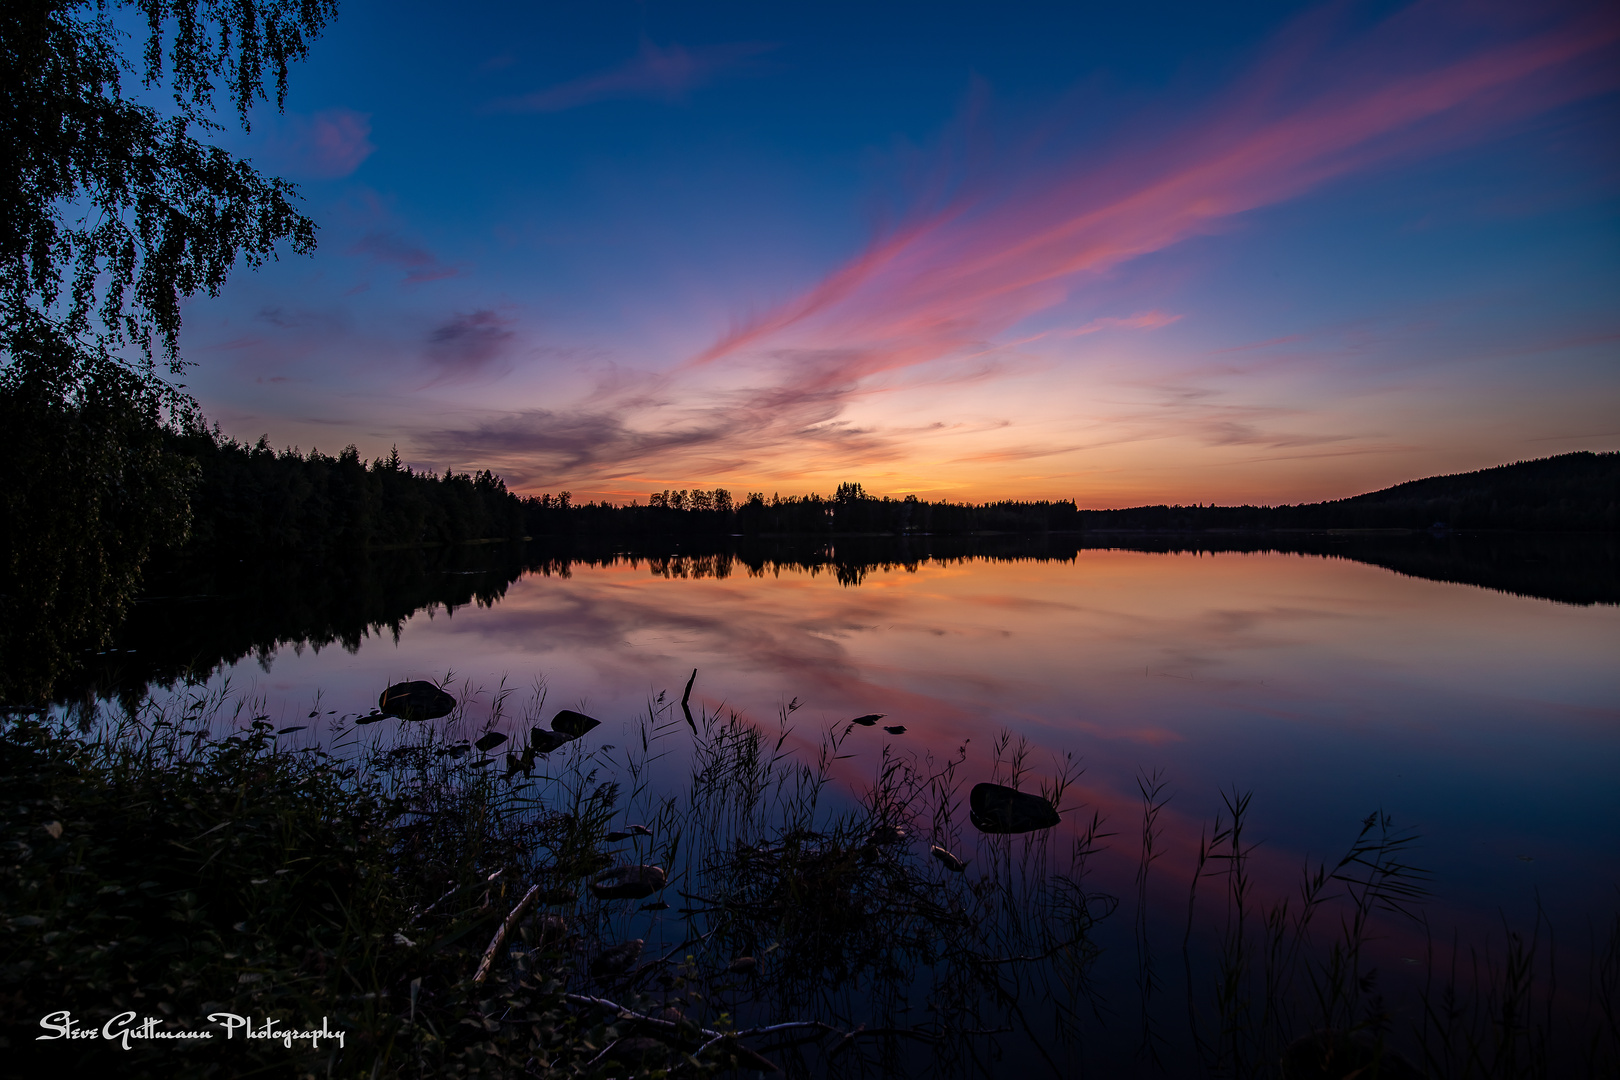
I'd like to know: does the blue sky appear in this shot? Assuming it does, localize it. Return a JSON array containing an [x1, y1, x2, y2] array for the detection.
[[176, 0, 1619, 504]]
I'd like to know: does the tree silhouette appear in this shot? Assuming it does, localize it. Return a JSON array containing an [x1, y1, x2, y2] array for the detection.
[[1, 1, 338, 705]]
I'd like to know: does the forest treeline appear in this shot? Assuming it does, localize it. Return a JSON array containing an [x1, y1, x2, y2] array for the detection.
[[169, 428, 526, 556], [169, 442, 1618, 560], [160, 442, 1086, 555], [530, 481, 1081, 538]]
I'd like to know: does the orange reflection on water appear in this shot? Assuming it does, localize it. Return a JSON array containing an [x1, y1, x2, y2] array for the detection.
[[224, 547, 1620, 926]]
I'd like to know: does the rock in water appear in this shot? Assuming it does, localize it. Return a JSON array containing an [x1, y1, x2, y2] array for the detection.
[[931, 845, 967, 872], [968, 783, 1061, 834], [551, 709, 601, 739], [1280, 1030, 1421, 1080], [474, 731, 507, 753], [849, 714, 884, 726], [589, 938, 643, 977], [590, 865, 667, 901], [378, 681, 456, 721], [530, 728, 572, 753]]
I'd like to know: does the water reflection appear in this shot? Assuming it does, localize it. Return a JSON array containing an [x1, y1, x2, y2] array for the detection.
[[24, 532, 1620, 1072], [79, 535, 1615, 939], [43, 529, 1618, 715]]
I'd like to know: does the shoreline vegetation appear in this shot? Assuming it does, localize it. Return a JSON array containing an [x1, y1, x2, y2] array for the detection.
[[4, 682, 1614, 1078]]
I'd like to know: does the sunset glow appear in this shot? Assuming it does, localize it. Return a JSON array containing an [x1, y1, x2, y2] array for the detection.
[[188, 0, 1619, 504]]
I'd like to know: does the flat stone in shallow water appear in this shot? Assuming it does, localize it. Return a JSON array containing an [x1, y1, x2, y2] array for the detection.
[[968, 782, 1061, 834], [378, 680, 455, 721], [590, 864, 666, 900]]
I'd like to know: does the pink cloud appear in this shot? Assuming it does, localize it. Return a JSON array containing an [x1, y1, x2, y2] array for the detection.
[[692, 1, 1619, 402], [263, 108, 375, 179], [495, 40, 775, 113], [1067, 310, 1183, 337]]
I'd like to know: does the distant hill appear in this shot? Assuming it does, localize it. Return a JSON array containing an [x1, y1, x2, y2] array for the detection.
[[1078, 451, 1619, 532], [1328, 451, 1619, 529]]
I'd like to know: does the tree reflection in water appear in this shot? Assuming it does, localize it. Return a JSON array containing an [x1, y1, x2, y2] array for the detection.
[[19, 529, 1616, 717]]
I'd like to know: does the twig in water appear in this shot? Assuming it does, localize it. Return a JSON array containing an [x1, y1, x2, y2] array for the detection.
[[681, 668, 698, 733]]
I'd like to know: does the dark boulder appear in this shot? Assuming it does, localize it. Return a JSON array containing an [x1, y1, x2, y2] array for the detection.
[[968, 783, 1061, 834], [551, 709, 602, 739], [590, 865, 667, 901], [378, 681, 456, 721]]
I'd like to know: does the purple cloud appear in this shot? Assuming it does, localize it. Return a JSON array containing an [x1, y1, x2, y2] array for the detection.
[[424, 310, 516, 381], [495, 40, 775, 113], [347, 231, 460, 284]]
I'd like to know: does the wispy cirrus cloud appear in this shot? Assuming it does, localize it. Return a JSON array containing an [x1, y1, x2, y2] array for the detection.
[[494, 40, 775, 113], [1067, 310, 1183, 337], [433, 1, 1617, 495], [692, 1, 1619, 404]]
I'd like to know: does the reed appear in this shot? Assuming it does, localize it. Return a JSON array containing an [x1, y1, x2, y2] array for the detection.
[[2, 679, 1615, 1078]]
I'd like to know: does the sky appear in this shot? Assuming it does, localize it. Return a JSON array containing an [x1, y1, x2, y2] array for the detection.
[[177, 0, 1620, 506]]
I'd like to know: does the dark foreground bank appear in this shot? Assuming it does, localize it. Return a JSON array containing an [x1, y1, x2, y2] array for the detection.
[[3, 685, 1616, 1079]]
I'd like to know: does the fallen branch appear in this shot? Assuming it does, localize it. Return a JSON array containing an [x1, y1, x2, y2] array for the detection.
[[473, 882, 542, 984]]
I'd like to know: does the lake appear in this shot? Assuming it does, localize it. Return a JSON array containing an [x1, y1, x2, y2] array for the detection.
[[85, 533, 1620, 1072]]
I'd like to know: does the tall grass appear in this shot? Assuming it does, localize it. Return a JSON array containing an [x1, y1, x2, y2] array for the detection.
[[1171, 790, 1617, 1079], [2, 680, 1616, 1078]]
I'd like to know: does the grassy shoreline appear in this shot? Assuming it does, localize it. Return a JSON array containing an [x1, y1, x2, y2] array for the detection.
[[3, 685, 1616, 1078]]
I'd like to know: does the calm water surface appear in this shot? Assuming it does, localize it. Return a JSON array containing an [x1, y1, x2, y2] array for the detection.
[[154, 546, 1619, 938]]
